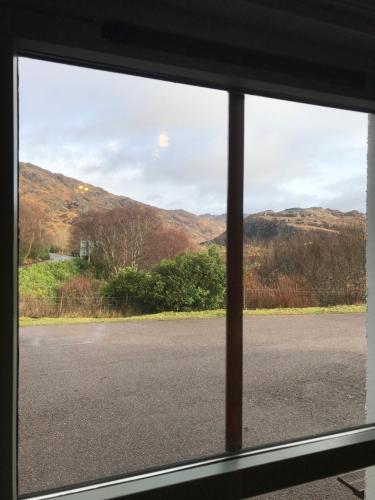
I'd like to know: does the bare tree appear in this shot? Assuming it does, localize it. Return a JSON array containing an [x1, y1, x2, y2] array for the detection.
[[142, 225, 192, 268], [19, 199, 48, 263], [72, 205, 191, 274], [256, 225, 366, 305]]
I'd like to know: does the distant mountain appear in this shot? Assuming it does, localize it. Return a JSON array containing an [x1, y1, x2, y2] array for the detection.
[[212, 207, 365, 245], [19, 163, 226, 249], [21, 163, 363, 250]]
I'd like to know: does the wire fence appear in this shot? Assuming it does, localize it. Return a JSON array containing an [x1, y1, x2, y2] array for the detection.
[[19, 296, 140, 318], [243, 287, 366, 309], [19, 288, 367, 318]]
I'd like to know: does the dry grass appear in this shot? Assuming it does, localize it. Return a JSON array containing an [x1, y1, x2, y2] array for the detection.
[[19, 304, 366, 327]]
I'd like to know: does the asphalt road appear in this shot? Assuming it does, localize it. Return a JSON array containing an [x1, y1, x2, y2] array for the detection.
[[19, 314, 366, 498]]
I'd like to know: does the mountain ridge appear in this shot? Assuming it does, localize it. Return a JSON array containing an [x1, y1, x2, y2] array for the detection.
[[212, 206, 365, 245], [20, 162, 365, 250], [19, 162, 227, 249]]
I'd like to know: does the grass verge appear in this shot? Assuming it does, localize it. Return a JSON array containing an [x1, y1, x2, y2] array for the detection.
[[19, 304, 366, 327]]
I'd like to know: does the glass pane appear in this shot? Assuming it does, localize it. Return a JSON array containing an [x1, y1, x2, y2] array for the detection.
[[18, 58, 227, 494], [243, 96, 367, 447]]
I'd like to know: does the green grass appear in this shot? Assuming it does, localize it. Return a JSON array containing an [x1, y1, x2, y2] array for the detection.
[[19, 304, 366, 327]]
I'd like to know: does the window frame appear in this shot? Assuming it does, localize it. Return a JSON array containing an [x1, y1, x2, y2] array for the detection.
[[3, 20, 375, 500]]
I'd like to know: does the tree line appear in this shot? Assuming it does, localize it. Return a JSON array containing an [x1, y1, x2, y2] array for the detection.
[[19, 200, 367, 316], [244, 225, 366, 308]]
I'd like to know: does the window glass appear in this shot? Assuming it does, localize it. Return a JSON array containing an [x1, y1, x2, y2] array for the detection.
[[243, 96, 367, 447], [18, 58, 227, 495]]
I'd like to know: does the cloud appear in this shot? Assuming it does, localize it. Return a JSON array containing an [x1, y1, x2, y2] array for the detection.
[[243, 95, 367, 213], [19, 57, 368, 215]]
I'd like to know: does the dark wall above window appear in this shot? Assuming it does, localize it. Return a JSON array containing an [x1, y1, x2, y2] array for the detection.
[[3, 0, 375, 111]]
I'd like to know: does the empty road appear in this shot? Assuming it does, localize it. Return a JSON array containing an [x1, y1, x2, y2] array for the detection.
[[19, 314, 366, 498]]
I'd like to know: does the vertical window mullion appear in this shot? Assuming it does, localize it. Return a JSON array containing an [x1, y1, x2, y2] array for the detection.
[[226, 92, 245, 452], [0, 32, 18, 500]]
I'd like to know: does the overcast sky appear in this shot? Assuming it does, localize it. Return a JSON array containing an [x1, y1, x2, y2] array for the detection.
[[19, 57, 367, 215]]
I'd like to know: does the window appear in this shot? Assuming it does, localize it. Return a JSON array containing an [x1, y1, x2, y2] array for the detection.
[[2, 8, 375, 499], [243, 96, 367, 444], [15, 60, 374, 499], [18, 58, 228, 495], [243, 95, 368, 498]]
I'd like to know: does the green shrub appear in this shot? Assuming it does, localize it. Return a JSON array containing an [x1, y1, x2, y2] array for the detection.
[[102, 267, 164, 314], [103, 248, 226, 313], [154, 248, 226, 311], [34, 246, 51, 261], [19, 259, 87, 298]]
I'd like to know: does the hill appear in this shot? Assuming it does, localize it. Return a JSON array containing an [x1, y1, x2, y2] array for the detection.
[[212, 207, 365, 245], [20, 163, 363, 249], [19, 162, 226, 249]]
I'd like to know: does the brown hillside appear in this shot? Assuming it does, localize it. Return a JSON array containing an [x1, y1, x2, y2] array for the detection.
[[213, 207, 365, 245], [19, 162, 226, 249]]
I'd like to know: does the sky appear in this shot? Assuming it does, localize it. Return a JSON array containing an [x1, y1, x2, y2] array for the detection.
[[19, 57, 368, 215]]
